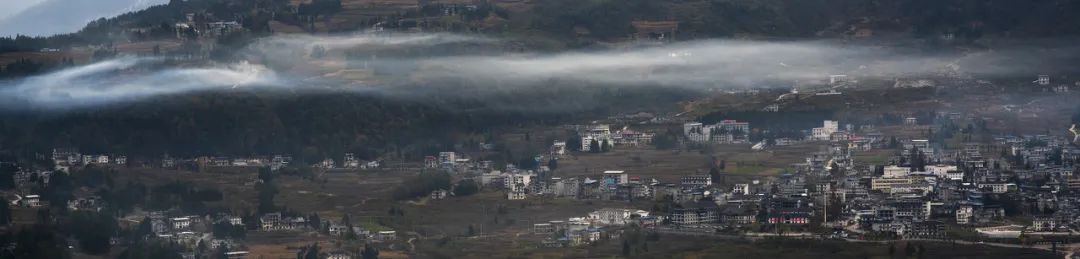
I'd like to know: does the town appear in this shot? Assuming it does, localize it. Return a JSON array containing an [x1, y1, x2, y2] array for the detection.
[[3, 83, 1079, 258], [3, 0, 1080, 258]]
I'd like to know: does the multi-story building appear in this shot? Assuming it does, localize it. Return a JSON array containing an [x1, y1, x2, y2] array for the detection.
[[871, 177, 916, 192]]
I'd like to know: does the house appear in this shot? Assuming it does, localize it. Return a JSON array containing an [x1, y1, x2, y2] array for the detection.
[[430, 189, 449, 200], [902, 221, 946, 239], [601, 171, 628, 189], [228, 216, 243, 226], [260, 213, 282, 231], [534, 223, 555, 234], [375, 231, 397, 241], [171, 217, 192, 230], [1036, 75, 1050, 85], [551, 177, 581, 198], [580, 125, 614, 151], [20, 194, 41, 207], [871, 177, 916, 192], [507, 188, 526, 200], [424, 156, 438, 168], [1032, 216, 1057, 232], [438, 152, 456, 168], [551, 141, 567, 156], [329, 223, 349, 236], [325, 251, 352, 259], [680, 175, 712, 187], [683, 120, 751, 144], [673, 201, 719, 225], [316, 158, 335, 169], [67, 197, 104, 211], [613, 127, 654, 146], [588, 208, 649, 225], [976, 183, 1016, 194], [883, 166, 911, 178], [206, 21, 243, 37], [343, 153, 360, 168], [811, 120, 840, 141], [630, 20, 678, 41], [720, 205, 757, 225], [51, 148, 81, 166]]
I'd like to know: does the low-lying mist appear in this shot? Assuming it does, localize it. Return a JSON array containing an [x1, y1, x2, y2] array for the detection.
[[2, 32, 1078, 110]]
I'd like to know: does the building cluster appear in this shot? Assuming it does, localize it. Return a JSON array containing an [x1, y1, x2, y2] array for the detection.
[[569, 124, 655, 152], [534, 208, 654, 248], [683, 120, 750, 144], [51, 148, 126, 172], [132, 211, 248, 259], [173, 13, 244, 39], [521, 116, 1080, 244]]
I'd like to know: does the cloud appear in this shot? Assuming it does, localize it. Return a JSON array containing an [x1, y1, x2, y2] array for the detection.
[[250, 32, 491, 51], [0, 57, 282, 109], [4, 33, 1080, 110], [411, 39, 1080, 88]]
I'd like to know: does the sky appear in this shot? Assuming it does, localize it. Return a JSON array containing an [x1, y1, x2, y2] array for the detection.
[[0, 0, 167, 37], [0, 0, 46, 21]]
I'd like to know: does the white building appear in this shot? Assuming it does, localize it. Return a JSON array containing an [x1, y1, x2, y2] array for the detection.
[[683, 120, 750, 144], [811, 120, 839, 141], [580, 125, 614, 151], [733, 184, 751, 195], [438, 152, 456, 168], [551, 141, 567, 156], [1037, 75, 1050, 85], [587, 208, 649, 225], [171, 217, 192, 230], [977, 183, 1016, 194], [925, 165, 959, 180], [883, 166, 911, 178]]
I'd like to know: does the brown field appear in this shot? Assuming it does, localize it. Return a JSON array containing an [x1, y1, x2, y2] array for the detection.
[[556, 143, 821, 184]]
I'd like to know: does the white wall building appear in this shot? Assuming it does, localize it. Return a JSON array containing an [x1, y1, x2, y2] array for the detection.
[[883, 166, 911, 178], [811, 120, 839, 141]]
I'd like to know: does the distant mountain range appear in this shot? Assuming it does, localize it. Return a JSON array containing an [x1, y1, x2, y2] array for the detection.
[[0, 0, 167, 37]]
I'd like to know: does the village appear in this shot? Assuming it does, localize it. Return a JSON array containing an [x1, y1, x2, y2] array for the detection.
[[3, 81, 1080, 258], [3, 0, 1080, 258]]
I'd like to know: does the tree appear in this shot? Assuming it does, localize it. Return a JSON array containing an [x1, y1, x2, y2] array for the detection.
[[652, 132, 678, 150], [567, 135, 583, 152], [708, 166, 723, 186], [589, 140, 601, 153], [0, 202, 10, 225], [622, 239, 631, 257], [68, 211, 119, 255], [453, 179, 479, 196], [361, 244, 379, 259], [547, 158, 558, 171], [299, 242, 319, 259], [118, 240, 182, 259]]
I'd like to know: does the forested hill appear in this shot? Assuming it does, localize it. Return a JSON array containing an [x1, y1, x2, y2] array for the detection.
[[0, 85, 694, 162], [6, 0, 1080, 54]]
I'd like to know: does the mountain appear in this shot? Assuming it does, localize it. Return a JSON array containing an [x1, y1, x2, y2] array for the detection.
[[0, 0, 168, 37]]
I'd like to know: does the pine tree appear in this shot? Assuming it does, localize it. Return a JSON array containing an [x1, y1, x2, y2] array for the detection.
[[361, 244, 379, 259]]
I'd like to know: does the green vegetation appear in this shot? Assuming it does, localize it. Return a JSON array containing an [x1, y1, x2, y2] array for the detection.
[[453, 179, 480, 197], [392, 171, 451, 200], [67, 211, 120, 255]]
